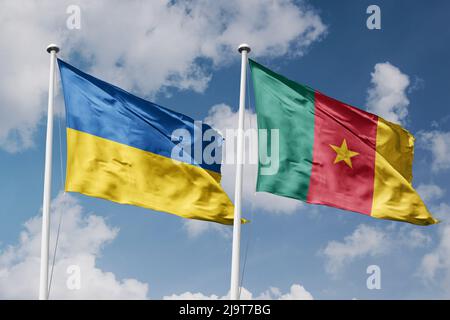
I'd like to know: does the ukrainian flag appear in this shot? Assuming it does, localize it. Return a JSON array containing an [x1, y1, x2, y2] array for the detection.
[[58, 59, 235, 224]]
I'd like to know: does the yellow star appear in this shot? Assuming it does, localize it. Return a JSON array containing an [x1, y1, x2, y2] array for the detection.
[[329, 139, 359, 168]]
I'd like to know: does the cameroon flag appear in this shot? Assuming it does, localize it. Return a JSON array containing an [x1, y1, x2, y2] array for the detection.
[[249, 59, 437, 226]]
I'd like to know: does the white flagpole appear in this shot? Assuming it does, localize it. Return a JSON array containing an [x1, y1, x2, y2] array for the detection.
[[39, 44, 59, 300], [230, 43, 251, 300]]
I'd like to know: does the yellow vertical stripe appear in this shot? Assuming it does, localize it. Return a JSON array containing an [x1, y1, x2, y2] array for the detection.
[[371, 118, 438, 225], [66, 128, 236, 225]]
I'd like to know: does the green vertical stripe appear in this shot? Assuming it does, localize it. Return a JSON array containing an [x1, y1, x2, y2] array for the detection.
[[249, 59, 315, 201]]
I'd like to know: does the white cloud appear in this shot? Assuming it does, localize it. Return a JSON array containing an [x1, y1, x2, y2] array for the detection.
[[397, 228, 433, 249], [163, 283, 313, 300], [322, 225, 388, 276], [416, 184, 445, 203], [417, 130, 450, 172], [258, 284, 313, 300], [366, 62, 411, 124], [322, 224, 431, 276], [0, 193, 148, 299], [0, 1, 65, 152], [431, 202, 450, 221], [164, 291, 221, 300], [419, 222, 450, 296], [0, 0, 326, 152], [279, 284, 313, 300], [183, 219, 231, 239]]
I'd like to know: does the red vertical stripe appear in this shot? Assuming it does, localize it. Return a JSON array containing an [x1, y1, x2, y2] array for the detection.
[[307, 92, 378, 215]]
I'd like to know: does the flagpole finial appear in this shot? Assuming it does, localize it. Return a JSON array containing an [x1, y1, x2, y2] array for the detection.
[[46, 44, 60, 54], [238, 43, 251, 53]]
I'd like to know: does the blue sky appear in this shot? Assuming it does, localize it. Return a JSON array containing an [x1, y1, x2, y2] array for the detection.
[[1, 0, 450, 299]]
